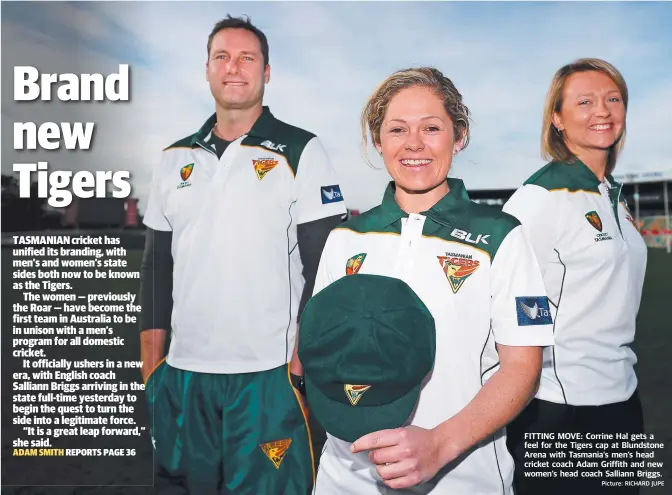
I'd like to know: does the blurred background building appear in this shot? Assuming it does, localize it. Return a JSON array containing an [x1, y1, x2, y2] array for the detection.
[[2, 173, 142, 232], [467, 170, 671, 252]]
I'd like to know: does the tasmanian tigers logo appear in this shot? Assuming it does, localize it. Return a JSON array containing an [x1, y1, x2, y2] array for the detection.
[[437, 253, 480, 294], [344, 384, 372, 406], [253, 159, 279, 180], [260, 439, 292, 469]]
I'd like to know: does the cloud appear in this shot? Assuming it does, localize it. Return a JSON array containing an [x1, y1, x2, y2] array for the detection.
[[619, 82, 672, 174], [2, 1, 670, 214]]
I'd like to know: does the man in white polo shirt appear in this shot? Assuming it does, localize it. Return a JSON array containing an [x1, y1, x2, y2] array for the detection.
[[138, 15, 346, 494]]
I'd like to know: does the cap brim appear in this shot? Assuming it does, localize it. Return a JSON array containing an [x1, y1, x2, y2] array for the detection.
[[304, 374, 420, 444]]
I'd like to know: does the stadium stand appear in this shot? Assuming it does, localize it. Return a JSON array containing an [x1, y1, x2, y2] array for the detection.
[[468, 171, 671, 252]]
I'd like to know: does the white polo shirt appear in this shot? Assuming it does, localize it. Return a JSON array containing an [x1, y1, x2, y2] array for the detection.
[[312, 179, 554, 495], [503, 160, 648, 406], [143, 106, 347, 374]]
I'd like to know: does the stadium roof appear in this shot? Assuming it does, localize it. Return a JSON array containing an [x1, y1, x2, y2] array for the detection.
[[612, 169, 672, 184]]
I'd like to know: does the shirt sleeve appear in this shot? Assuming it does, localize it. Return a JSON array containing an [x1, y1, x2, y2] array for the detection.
[[297, 214, 345, 322], [311, 230, 343, 297], [490, 225, 555, 347], [502, 184, 561, 275], [294, 136, 348, 225], [143, 152, 172, 232]]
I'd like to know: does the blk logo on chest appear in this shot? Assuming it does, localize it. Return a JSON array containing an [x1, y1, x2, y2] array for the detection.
[[450, 228, 490, 245]]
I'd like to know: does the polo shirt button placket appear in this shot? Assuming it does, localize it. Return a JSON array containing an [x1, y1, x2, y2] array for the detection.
[[600, 182, 627, 247], [395, 214, 426, 283]]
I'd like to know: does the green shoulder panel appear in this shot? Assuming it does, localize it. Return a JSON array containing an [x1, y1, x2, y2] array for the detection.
[[524, 161, 555, 186], [336, 200, 520, 261], [336, 206, 401, 235], [163, 134, 195, 152], [241, 119, 316, 177], [425, 202, 520, 260], [524, 160, 600, 192]]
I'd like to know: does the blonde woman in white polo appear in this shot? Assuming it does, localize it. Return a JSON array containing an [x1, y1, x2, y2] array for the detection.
[[504, 58, 648, 495]]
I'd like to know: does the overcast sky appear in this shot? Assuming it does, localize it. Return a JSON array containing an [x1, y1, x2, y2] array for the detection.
[[2, 1, 671, 213]]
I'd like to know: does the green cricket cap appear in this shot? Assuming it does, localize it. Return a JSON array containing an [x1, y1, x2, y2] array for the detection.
[[298, 274, 436, 443]]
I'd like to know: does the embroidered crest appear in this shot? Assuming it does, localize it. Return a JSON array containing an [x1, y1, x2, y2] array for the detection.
[[585, 211, 602, 232], [253, 159, 279, 180], [437, 253, 480, 294], [344, 384, 372, 406], [346, 253, 367, 275], [260, 439, 292, 469], [180, 163, 194, 182]]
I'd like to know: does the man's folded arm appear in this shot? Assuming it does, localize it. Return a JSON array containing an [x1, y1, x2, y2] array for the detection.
[[291, 213, 344, 380], [296, 214, 345, 322], [139, 227, 173, 381]]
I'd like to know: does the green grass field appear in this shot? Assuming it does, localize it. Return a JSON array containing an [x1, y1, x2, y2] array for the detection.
[[631, 249, 672, 493]]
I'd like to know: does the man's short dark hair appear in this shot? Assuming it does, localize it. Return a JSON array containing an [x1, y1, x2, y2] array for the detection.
[[207, 15, 269, 66]]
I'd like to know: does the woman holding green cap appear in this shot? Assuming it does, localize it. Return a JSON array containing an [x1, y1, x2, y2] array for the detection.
[[291, 66, 555, 494]]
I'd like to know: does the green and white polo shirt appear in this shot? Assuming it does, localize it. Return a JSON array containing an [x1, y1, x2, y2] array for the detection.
[[312, 179, 554, 495], [503, 160, 648, 406], [143, 106, 347, 374]]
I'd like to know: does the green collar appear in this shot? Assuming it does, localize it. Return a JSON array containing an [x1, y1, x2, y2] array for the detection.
[[191, 106, 276, 148], [378, 178, 471, 227], [565, 158, 620, 191]]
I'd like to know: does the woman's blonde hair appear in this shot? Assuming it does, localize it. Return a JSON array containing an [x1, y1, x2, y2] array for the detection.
[[541, 58, 628, 174], [360, 67, 471, 162]]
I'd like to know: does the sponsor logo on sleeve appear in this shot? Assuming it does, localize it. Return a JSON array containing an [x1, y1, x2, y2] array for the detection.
[[321, 185, 344, 204], [515, 296, 553, 326]]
